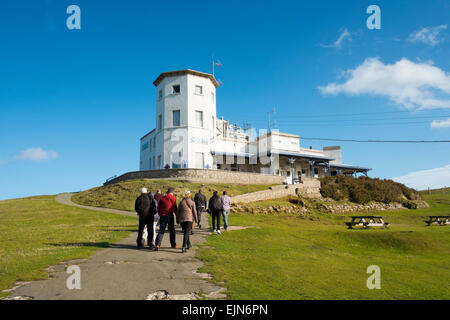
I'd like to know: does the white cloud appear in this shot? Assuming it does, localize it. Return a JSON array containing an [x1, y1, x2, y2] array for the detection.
[[393, 164, 450, 190], [318, 57, 450, 110], [14, 148, 59, 162], [322, 28, 352, 48], [408, 25, 447, 46], [431, 118, 450, 128]]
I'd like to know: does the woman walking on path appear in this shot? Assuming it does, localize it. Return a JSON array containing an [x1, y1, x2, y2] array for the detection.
[[176, 191, 198, 253], [208, 191, 223, 234]]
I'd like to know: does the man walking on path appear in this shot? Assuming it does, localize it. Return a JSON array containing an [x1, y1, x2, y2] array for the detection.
[[194, 189, 207, 229], [155, 188, 178, 250], [176, 191, 198, 253], [208, 191, 223, 234], [135, 188, 157, 249], [220, 191, 231, 231]]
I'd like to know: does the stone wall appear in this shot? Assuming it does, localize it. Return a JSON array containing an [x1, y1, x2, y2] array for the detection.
[[231, 179, 321, 203], [312, 199, 429, 213], [104, 169, 285, 186]]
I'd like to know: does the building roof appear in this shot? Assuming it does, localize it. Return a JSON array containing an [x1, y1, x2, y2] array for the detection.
[[140, 128, 155, 140], [255, 131, 300, 141], [329, 163, 372, 172], [153, 69, 220, 88], [271, 151, 335, 161], [211, 151, 256, 158]]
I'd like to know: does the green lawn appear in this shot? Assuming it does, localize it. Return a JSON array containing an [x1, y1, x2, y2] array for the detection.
[[0, 196, 137, 298], [197, 191, 450, 299], [72, 179, 274, 211]]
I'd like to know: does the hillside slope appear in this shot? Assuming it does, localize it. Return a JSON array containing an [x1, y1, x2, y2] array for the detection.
[[72, 179, 275, 212]]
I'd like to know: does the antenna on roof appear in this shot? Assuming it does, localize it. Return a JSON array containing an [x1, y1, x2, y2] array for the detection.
[[212, 55, 223, 76], [267, 106, 276, 132]]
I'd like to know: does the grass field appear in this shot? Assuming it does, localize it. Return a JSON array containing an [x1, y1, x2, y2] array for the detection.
[[0, 196, 136, 298], [1, 184, 449, 300], [197, 189, 450, 299], [72, 179, 274, 211]]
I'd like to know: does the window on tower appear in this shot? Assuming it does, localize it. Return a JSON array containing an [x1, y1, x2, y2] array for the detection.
[[172, 85, 181, 94], [195, 110, 203, 127], [173, 110, 180, 127], [158, 114, 162, 130], [158, 89, 162, 99], [195, 85, 203, 95]]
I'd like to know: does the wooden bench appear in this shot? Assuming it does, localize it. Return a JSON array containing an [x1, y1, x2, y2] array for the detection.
[[425, 216, 450, 226], [346, 216, 389, 229]]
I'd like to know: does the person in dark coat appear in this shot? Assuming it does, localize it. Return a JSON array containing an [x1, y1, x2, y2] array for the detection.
[[208, 191, 223, 234], [194, 189, 207, 229], [135, 187, 157, 249]]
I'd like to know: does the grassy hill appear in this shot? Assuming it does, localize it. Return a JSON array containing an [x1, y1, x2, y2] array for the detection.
[[197, 189, 450, 299], [72, 179, 274, 211], [319, 176, 422, 204], [1, 183, 449, 299], [0, 196, 136, 298]]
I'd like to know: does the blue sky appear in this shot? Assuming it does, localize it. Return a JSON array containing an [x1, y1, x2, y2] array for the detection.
[[1, 0, 450, 200]]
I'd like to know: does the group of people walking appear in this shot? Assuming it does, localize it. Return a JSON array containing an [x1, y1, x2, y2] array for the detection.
[[134, 187, 232, 253]]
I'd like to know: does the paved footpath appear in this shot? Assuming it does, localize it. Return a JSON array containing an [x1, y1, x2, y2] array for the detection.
[[4, 193, 229, 300]]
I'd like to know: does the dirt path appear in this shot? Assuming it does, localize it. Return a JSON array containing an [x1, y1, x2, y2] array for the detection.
[[5, 193, 228, 300]]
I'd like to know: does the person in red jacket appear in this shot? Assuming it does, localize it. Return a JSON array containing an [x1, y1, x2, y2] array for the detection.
[[154, 188, 178, 250]]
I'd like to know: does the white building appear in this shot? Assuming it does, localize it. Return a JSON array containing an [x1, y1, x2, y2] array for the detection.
[[140, 69, 370, 184]]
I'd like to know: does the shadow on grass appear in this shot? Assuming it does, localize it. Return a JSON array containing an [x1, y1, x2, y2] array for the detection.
[[100, 228, 137, 232], [47, 242, 111, 248]]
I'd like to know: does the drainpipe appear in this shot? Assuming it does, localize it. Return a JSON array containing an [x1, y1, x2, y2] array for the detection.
[[288, 158, 296, 184], [308, 160, 315, 178]]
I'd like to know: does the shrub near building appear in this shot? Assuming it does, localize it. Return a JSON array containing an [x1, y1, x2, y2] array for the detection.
[[319, 176, 422, 204]]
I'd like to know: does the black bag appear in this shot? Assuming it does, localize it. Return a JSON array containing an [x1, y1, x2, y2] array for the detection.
[[209, 195, 223, 212]]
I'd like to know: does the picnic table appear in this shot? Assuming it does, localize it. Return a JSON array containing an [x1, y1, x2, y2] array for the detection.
[[425, 216, 450, 226], [345, 216, 389, 229]]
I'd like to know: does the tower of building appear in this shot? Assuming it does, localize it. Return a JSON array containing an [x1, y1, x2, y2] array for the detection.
[[140, 70, 219, 170]]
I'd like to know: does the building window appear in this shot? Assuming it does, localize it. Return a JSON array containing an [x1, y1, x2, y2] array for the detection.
[[153, 136, 156, 149], [211, 92, 214, 102], [149, 139, 152, 151], [141, 142, 148, 151], [158, 89, 162, 99], [158, 114, 162, 130], [172, 84, 181, 94], [158, 155, 161, 169], [195, 85, 203, 95], [153, 156, 155, 169], [172, 110, 180, 127], [195, 110, 203, 127]]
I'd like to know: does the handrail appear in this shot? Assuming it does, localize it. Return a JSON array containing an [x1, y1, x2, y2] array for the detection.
[[105, 175, 117, 183]]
